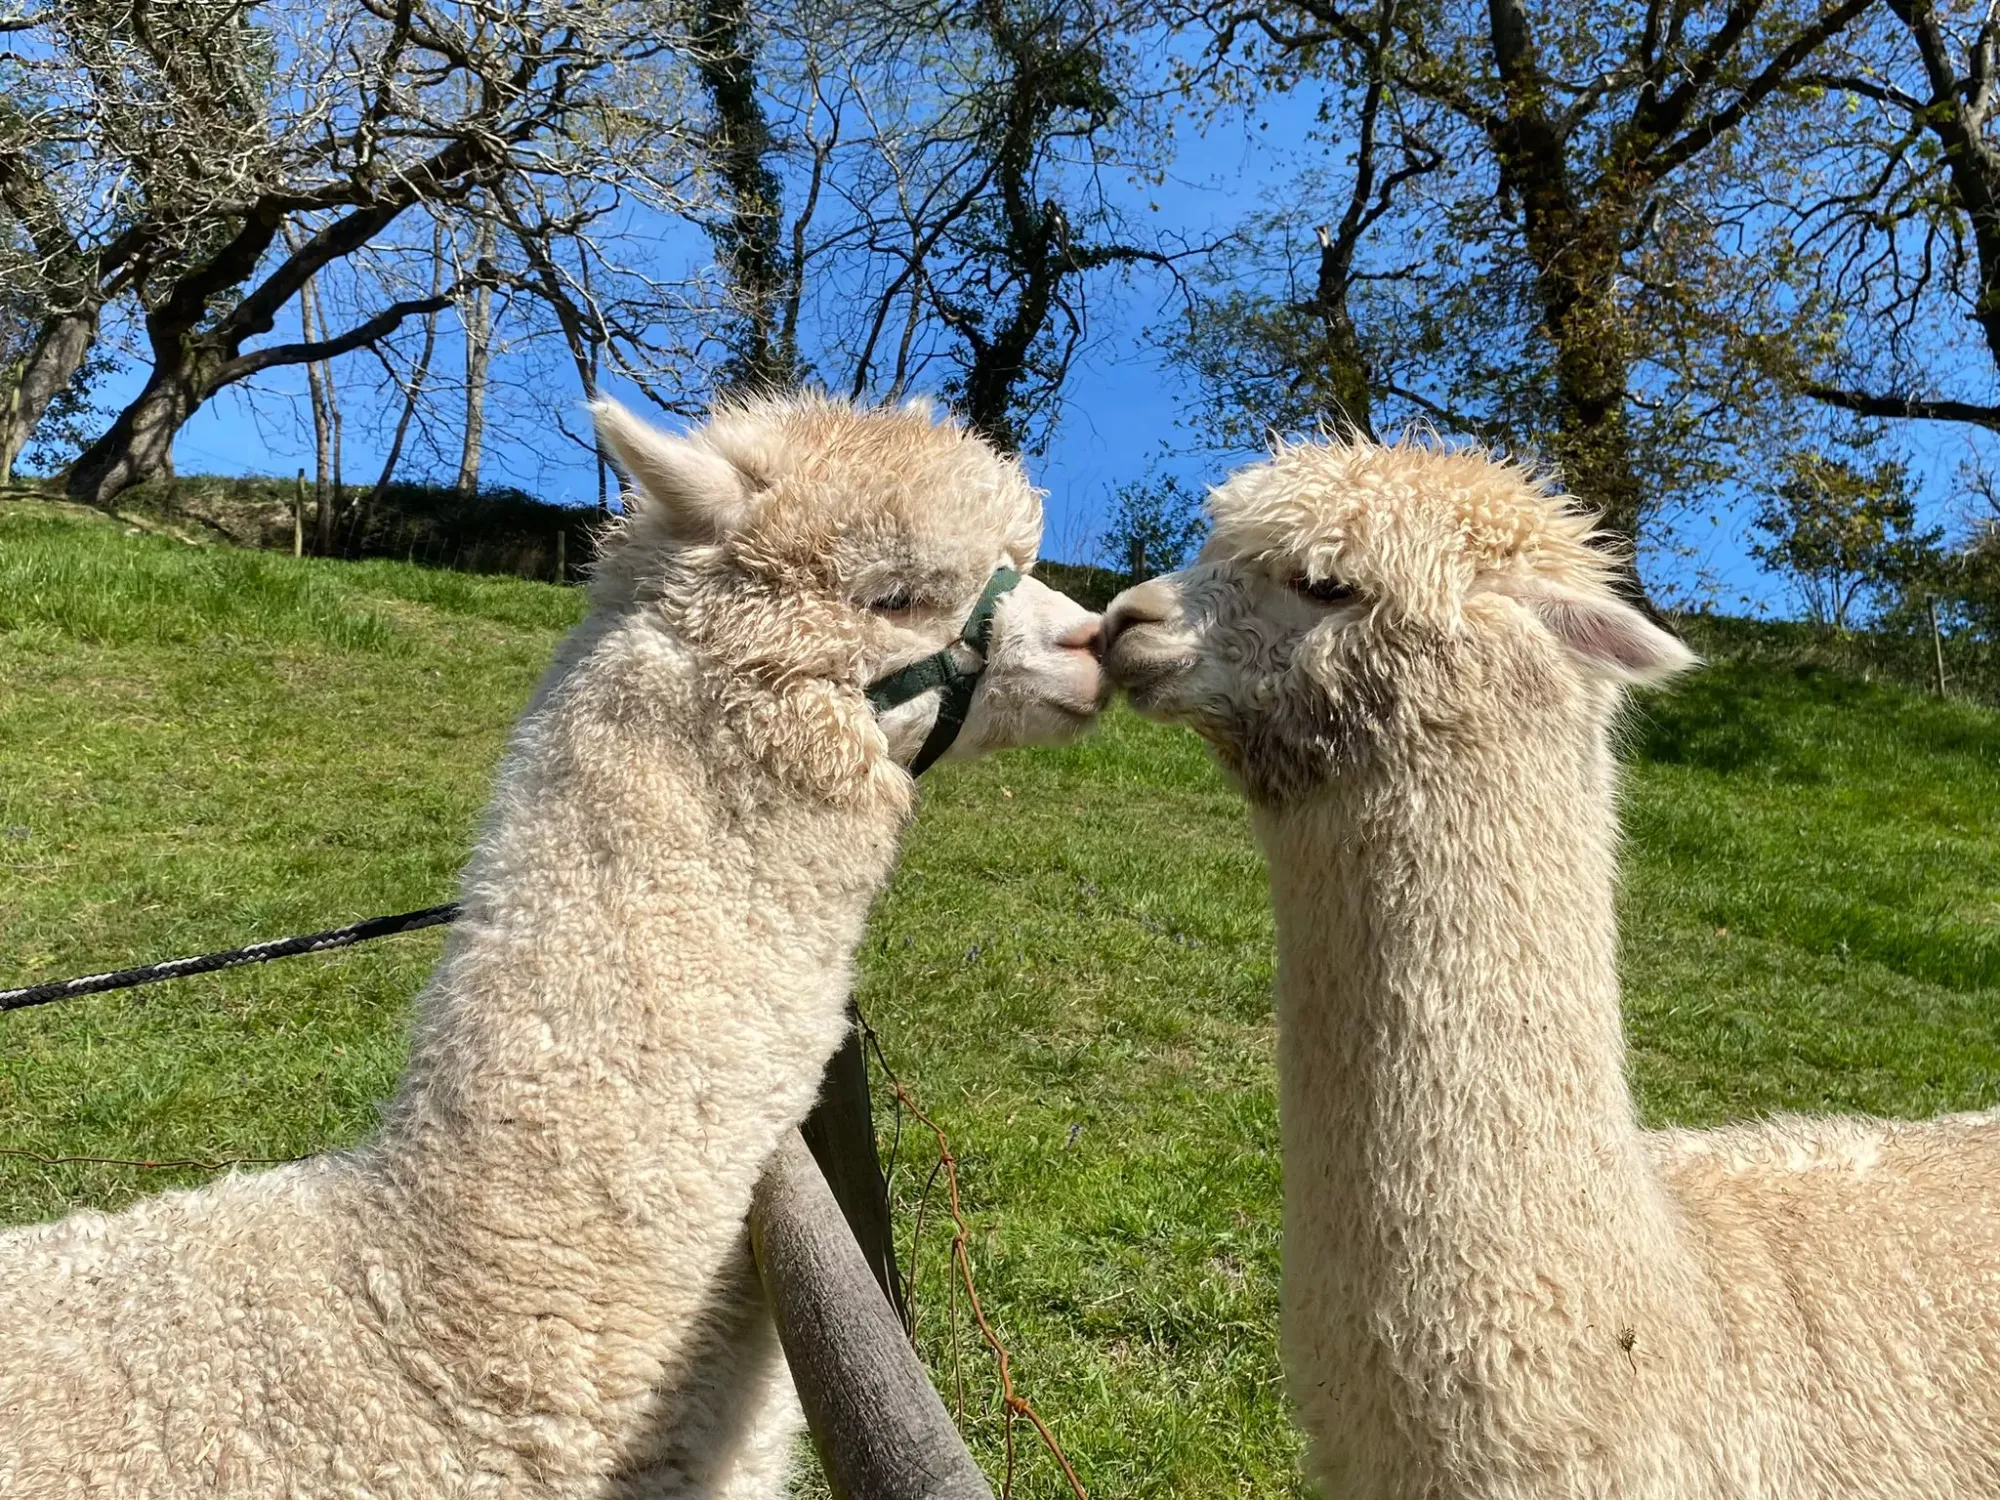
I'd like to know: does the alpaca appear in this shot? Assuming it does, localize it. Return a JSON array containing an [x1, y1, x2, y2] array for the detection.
[[0, 393, 1105, 1499], [1099, 438, 2000, 1499]]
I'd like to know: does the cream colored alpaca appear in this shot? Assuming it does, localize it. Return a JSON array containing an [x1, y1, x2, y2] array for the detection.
[[0, 394, 1104, 1499], [1101, 438, 2000, 1499]]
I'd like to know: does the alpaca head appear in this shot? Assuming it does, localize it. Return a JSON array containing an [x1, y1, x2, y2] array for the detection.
[[1099, 437, 1695, 805], [589, 395, 1105, 792]]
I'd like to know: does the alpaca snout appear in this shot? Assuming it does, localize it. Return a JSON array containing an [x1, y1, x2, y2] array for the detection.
[[1057, 617, 1104, 658], [1102, 578, 1176, 653], [1051, 620, 1108, 715], [1101, 578, 1192, 698]]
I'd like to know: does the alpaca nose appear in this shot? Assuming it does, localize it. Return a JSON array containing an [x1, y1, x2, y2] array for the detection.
[[1101, 578, 1176, 653], [1056, 617, 1103, 658]]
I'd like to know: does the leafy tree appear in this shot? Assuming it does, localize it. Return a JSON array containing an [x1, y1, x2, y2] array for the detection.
[[1, 0, 274, 488], [20, 345, 117, 477], [929, 0, 1173, 453], [1101, 472, 1208, 578], [1927, 462, 2000, 640], [3, 0, 716, 506], [1750, 447, 1941, 631], [1940, 520, 2000, 638], [724, 0, 1176, 452], [671, 0, 1177, 451], [1178, 0, 1874, 584], [1168, 0, 1440, 446]]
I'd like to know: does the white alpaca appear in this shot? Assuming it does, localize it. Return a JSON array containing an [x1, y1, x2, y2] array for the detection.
[[1101, 437, 2000, 1499], [0, 394, 1105, 1498]]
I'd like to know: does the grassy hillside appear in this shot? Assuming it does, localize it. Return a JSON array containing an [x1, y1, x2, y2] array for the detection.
[[2, 501, 1998, 1496], [2, 473, 599, 582]]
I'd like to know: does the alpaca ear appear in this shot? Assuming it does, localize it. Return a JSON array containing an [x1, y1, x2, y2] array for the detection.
[[1498, 578, 1697, 686], [591, 398, 751, 541]]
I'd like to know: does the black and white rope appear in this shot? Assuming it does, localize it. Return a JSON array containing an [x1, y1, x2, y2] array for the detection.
[[0, 904, 461, 1015]]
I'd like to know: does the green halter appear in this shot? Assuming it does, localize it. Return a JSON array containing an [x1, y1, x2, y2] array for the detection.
[[864, 567, 1023, 777]]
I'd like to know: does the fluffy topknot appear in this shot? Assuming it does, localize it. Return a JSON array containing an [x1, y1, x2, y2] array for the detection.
[[589, 393, 1043, 609], [1204, 434, 1619, 627]]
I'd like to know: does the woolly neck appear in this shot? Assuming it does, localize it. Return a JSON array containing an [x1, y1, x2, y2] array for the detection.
[[1254, 696, 1705, 1470], [357, 606, 909, 1406]]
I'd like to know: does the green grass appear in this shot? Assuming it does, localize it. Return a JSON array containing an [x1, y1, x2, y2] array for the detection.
[[3, 501, 1998, 1497]]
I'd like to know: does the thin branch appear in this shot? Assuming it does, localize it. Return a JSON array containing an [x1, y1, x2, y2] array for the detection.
[[1646, 0, 1878, 181], [217, 291, 459, 382], [1803, 381, 2000, 429]]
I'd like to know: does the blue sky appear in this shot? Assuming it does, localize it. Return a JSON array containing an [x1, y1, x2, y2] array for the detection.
[[62, 82, 1997, 618]]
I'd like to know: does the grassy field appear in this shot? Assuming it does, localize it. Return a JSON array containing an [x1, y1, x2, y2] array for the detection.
[[2, 499, 1998, 1496]]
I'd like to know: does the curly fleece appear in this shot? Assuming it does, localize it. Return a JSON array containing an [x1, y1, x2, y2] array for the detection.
[[0, 394, 1082, 1499], [1109, 435, 2000, 1499]]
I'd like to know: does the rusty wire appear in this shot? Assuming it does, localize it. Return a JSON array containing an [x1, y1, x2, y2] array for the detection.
[[861, 1018, 1089, 1500]]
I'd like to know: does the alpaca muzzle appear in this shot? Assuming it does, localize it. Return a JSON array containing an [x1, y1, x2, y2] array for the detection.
[[863, 567, 1023, 776]]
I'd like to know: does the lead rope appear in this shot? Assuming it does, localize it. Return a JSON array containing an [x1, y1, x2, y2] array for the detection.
[[0, 905, 461, 1014]]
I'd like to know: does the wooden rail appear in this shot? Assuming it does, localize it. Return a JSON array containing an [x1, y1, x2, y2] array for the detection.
[[751, 1125, 995, 1500]]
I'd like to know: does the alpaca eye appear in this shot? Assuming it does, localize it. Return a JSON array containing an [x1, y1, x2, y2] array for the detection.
[[869, 586, 916, 613], [1292, 575, 1357, 606]]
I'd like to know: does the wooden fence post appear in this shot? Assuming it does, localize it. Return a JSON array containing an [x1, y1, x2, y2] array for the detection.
[[751, 1129, 994, 1500], [293, 469, 306, 558], [1928, 595, 1949, 699], [800, 1012, 906, 1322]]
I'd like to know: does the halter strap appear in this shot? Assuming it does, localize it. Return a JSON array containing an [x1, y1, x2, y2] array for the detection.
[[865, 567, 1022, 776]]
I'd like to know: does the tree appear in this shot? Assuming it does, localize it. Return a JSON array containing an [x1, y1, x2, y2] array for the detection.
[[929, 0, 1174, 452], [1746, 0, 2000, 439], [0, 0, 266, 483], [1101, 472, 1209, 577], [1945, 516, 2000, 638], [1927, 459, 2000, 639], [1183, 0, 1875, 580], [693, 0, 804, 391], [1749, 445, 1940, 630], [1169, 0, 1442, 445], [0, 212, 42, 483], [2, 0, 712, 505], [752, 0, 1178, 453]]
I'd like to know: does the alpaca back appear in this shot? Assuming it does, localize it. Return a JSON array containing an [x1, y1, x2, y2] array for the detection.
[[1649, 1112, 2000, 1495], [0, 1158, 485, 1495]]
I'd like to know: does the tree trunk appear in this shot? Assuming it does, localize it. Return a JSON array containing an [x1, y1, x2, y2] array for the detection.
[[1484, 0, 1646, 587], [299, 267, 339, 554], [1, 308, 99, 485], [456, 287, 491, 498], [457, 217, 496, 499], [693, 0, 795, 391], [1544, 261, 1645, 563], [1310, 226, 1375, 439], [65, 366, 193, 505]]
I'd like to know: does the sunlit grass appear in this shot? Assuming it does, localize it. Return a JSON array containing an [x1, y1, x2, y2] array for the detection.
[[2, 500, 1996, 1496]]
